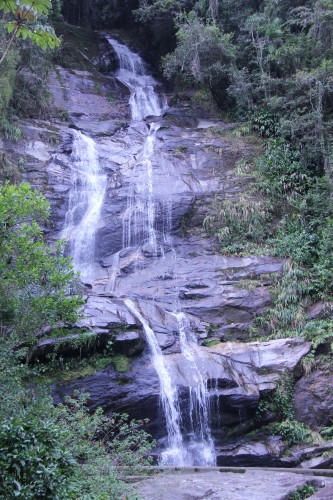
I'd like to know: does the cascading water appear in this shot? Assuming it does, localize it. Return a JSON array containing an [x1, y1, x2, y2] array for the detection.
[[62, 130, 106, 281], [124, 299, 189, 465], [122, 122, 160, 254], [175, 313, 216, 466], [106, 37, 215, 465], [108, 37, 165, 121]]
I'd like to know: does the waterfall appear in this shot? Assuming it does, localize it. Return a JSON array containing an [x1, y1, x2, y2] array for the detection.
[[62, 130, 106, 281], [175, 313, 216, 466], [122, 122, 160, 254], [106, 38, 215, 466], [108, 37, 165, 121], [109, 37, 166, 255], [124, 299, 190, 465]]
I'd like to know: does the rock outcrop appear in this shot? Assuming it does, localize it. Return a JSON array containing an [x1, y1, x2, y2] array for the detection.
[[53, 338, 311, 442], [294, 366, 333, 429], [3, 34, 317, 465]]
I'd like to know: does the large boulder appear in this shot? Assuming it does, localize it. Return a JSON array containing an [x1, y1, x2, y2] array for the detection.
[[294, 366, 333, 428]]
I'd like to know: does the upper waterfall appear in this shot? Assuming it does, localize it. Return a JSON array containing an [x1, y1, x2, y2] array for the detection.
[[107, 37, 166, 120]]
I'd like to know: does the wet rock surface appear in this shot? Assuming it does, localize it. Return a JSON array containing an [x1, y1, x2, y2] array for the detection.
[[5, 64, 287, 346], [294, 366, 333, 428], [215, 438, 333, 469], [53, 338, 311, 440], [135, 470, 332, 500]]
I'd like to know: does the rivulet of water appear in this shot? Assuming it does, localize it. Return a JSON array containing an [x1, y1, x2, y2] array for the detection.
[[62, 130, 106, 281], [124, 299, 190, 465], [175, 312, 216, 466]]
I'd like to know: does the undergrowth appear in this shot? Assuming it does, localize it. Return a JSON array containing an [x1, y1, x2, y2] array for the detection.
[[204, 113, 333, 360]]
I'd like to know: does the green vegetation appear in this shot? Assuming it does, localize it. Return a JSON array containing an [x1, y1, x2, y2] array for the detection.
[[288, 484, 319, 500], [256, 375, 313, 446], [0, 380, 153, 498], [0, 0, 63, 141], [0, 1, 60, 66], [0, 184, 153, 497], [0, 182, 82, 341]]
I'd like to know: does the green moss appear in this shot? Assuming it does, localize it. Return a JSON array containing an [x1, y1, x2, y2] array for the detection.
[[111, 354, 131, 373], [30, 355, 115, 384], [52, 22, 100, 72], [203, 339, 221, 347]]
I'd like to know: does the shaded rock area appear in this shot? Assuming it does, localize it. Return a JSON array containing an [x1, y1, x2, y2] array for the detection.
[[53, 338, 310, 441], [135, 470, 331, 500], [28, 329, 144, 362], [294, 366, 333, 428], [216, 438, 333, 469]]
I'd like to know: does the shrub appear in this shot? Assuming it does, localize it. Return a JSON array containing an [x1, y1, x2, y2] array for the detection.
[[0, 413, 75, 499], [272, 419, 311, 446]]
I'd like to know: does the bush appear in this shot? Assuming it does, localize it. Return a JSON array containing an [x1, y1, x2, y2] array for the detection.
[[255, 140, 312, 199], [0, 413, 75, 499], [288, 484, 319, 500], [272, 419, 311, 446]]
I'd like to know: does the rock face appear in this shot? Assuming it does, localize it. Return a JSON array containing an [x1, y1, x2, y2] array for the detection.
[[53, 338, 311, 441], [294, 366, 333, 428], [3, 36, 314, 465], [3, 59, 287, 347], [135, 470, 331, 500]]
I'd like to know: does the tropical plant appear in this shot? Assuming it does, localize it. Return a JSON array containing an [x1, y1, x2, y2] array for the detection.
[[0, 182, 83, 342], [0, 0, 60, 66]]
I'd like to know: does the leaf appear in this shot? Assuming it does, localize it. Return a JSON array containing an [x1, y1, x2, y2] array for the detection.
[[0, 0, 18, 14], [0, 0, 52, 16], [4, 22, 16, 33]]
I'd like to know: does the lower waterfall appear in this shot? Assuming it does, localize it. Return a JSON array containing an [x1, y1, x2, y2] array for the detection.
[[175, 313, 216, 466], [124, 299, 188, 465]]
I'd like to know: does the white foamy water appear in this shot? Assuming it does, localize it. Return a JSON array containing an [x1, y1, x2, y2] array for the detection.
[[124, 299, 190, 465], [62, 130, 106, 281], [109, 37, 167, 256], [175, 312, 216, 466], [108, 37, 166, 121]]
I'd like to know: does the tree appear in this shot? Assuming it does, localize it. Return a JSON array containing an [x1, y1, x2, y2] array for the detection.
[[0, 182, 82, 342], [163, 12, 235, 104], [0, 0, 60, 66]]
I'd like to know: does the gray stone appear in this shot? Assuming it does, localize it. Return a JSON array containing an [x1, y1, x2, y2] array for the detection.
[[311, 482, 333, 499], [135, 470, 331, 500], [53, 338, 310, 442], [294, 367, 333, 428], [216, 437, 285, 467], [113, 331, 144, 356]]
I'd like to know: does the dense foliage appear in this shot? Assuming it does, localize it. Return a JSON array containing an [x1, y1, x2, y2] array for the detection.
[[0, 182, 82, 341], [0, 184, 153, 497]]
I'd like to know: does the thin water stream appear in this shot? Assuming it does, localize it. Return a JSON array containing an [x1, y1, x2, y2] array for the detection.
[[62, 130, 106, 281]]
